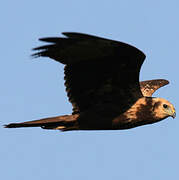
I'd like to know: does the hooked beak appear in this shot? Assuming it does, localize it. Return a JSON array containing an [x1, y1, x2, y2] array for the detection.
[[166, 107, 176, 119], [168, 107, 176, 119], [171, 111, 176, 119]]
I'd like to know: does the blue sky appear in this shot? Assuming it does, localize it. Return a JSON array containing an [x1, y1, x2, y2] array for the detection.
[[1, 0, 179, 179]]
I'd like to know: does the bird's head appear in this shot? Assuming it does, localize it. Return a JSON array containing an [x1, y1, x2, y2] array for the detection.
[[152, 97, 176, 120]]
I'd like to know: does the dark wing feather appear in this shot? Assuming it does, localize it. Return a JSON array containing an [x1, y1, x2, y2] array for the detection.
[[140, 79, 169, 97], [33, 32, 146, 114]]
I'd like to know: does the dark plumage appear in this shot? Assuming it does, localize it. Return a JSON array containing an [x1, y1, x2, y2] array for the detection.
[[5, 32, 176, 131]]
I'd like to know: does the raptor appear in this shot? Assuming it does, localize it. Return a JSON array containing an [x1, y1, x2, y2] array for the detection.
[[5, 32, 176, 131]]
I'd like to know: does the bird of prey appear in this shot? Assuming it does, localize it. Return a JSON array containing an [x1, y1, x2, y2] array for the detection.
[[5, 32, 176, 131]]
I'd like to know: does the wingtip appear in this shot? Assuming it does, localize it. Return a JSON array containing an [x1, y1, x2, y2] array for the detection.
[[38, 37, 49, 42], [62, 32, 94, 39], [165, 79, 170, 85], [38, 37, 62, 43], [62, 32, 77, 38], [62, 32, 74, 36], [61, 32, 68, 36], [31, 52, 41, 59], [159, 79, 170, 85]]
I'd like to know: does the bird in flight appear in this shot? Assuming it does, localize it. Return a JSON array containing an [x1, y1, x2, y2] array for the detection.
[[5, 32, 176, 131]]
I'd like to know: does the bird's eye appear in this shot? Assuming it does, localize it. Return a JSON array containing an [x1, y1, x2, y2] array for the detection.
[[163, 104, 168, 109]]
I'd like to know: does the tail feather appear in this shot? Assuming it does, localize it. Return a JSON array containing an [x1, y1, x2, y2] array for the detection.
[[4, 114, 79, 131]]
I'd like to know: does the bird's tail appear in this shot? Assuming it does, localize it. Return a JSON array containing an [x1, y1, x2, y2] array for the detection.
[[4, 114, 79, 131]]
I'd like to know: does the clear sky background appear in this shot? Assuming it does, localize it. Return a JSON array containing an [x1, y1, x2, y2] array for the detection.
[[1, 0, 179, 179]]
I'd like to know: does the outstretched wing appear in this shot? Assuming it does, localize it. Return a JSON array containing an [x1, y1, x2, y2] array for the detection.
[[140, 79, 169, 97], [33, 32, 146, 114]]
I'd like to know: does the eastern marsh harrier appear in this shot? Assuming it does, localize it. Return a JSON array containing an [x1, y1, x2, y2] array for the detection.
[[5, 32, 176, 131]]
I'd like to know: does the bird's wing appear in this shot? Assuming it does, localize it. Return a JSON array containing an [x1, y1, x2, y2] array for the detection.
[[33, 32, 146, 114], [140, 79, 169, 97]]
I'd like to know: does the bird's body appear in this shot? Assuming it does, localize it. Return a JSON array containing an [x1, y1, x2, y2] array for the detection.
[[5, 32, 176, 131]]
